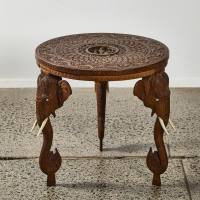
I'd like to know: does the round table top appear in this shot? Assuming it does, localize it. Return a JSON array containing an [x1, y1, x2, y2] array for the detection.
[[35, 33, 169, 81]]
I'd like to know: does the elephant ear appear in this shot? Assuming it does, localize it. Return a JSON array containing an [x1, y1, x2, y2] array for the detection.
[[150, 76, 169, 99], [133, 80, 147, 101], [57, 80, 72, 106]]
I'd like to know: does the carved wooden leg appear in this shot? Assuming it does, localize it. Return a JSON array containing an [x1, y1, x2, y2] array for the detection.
[[36, 70, 72, 186], [95, 82, 107, 151], [134, 72, 170, 186]]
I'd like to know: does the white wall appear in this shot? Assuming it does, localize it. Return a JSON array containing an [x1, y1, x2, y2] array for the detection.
[[0, 0, 200, 88]]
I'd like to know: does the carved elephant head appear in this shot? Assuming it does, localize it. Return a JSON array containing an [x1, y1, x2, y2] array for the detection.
[[134, 72, 171, 183], [134, 73, 170, 125], [35, 71, 72, 132], [30, 70, 72, 186]]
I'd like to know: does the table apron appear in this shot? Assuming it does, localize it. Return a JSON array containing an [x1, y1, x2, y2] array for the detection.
[[40, 64, 165, 82]]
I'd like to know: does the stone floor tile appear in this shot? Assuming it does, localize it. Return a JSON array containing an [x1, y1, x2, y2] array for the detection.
[[0, 88, 156, 158], [169, 88, 200, 157], [0, 88, 199, 158], [182, 158, 200, 200], [0, 158, 189, 199]]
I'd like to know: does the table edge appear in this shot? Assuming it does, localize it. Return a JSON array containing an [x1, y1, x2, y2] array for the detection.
[[39, 62, 166, 82]]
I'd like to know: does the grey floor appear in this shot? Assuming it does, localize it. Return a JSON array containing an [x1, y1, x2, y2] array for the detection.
[[0, 88, 200, 199]]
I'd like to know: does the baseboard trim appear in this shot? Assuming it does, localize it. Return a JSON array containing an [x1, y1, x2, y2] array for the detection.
[[0, 78, 200, 88]]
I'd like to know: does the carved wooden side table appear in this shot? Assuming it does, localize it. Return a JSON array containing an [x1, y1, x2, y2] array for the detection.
[[33, 33, 171, 187]]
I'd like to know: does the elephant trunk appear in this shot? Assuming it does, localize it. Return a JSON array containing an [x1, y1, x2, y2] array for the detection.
[[134, 72, 170, 185], [147, 117, 168, 175], [147, 97, 170, 185], [35, 71, 72, 186], [39, 119, 61, 186]]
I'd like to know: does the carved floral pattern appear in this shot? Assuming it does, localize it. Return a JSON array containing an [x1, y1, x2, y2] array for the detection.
[[36, 33, 168, 71]]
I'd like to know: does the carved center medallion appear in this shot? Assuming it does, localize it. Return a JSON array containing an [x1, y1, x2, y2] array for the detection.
[[85, 45, 119, 56]]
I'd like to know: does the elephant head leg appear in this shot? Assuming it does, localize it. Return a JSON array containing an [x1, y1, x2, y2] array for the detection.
[[134, 72, 170, 186], [35, 70, 72, 186]]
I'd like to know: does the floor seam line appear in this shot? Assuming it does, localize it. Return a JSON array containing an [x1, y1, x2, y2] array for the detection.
[[0, 156, 199, 161]]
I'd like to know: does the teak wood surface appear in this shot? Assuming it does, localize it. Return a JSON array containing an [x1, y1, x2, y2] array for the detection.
[[35, 33, 170, 187]]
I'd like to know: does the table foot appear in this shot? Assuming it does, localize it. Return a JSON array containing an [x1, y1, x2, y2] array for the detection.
[[95, 82, 107, 151], [47, 174, 56, 186], [152, 174, 161, 186], [134, 72, 170, 186], [36, 70, 72, 186]]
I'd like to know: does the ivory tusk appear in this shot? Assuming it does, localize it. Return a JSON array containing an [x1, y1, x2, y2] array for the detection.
[[30, 120, 37, 132], [37, 118, 48, 137], [165, 134, 169, 145], [106, 82, 109, 93], [158, 117, 169, 135], [165, 134, 171, 156], [169, 118, 176, 131]]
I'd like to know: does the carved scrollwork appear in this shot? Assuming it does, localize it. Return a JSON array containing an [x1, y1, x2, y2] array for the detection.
[[36, 33, 169, 71]]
